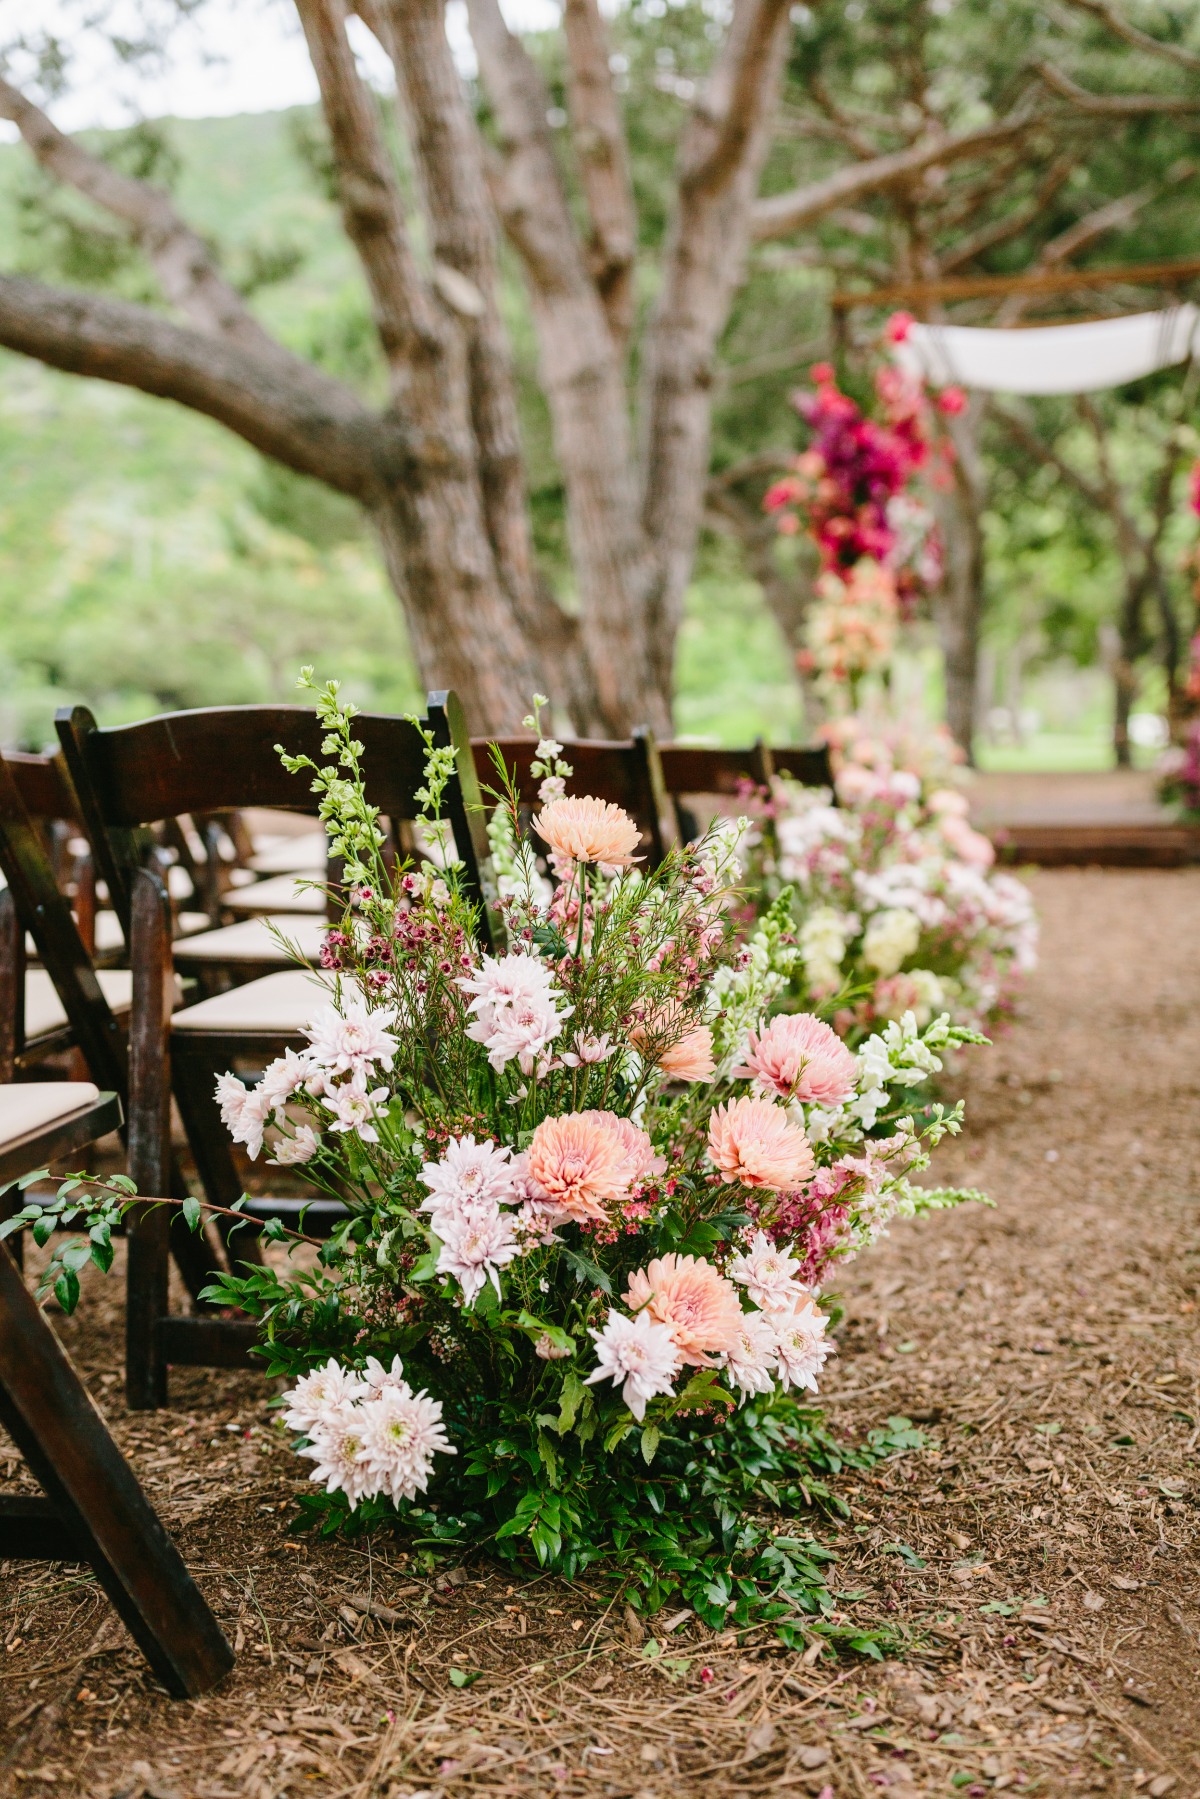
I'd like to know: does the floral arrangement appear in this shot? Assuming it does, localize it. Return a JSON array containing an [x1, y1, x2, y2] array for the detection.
[[745, 717, 1037, 1040], [7, 676, 991, 1643], [764, 334, 953, 702], [205, 676, 989, 1624]]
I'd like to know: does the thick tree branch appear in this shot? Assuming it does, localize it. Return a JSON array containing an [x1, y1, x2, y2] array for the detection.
[[751, 109, 1041, 242], [1034, 61, 1200, 114], [365, 0, 589, 714], [682, 0, 792, 197], [0, 73, 282, 357], [1056, 0, 1200, 73], [562, 0, 637, 344], [0, 273, 383, 498], [294, 0, 440, 385]]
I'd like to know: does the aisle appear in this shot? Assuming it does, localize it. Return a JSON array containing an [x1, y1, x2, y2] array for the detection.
[[1, 870, 1197, 1797], [822, 867, 1200, 1790]]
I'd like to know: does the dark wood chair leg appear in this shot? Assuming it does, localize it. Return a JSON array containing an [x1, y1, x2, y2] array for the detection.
[[126, 868, 174, 1410], [0, 1240, 234, 1696]]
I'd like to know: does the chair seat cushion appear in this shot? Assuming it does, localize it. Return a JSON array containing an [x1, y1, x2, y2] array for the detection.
[[249, 833, 327, 875], [0, 1081, 102, 1152], [173, 914, 327, 968], [24, 969, 134, 1041], [170, 969, 334, 1035], [225, 873, 325, 915]]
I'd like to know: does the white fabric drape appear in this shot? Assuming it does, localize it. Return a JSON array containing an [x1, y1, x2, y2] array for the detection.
[[894, 306, 1200, 395]]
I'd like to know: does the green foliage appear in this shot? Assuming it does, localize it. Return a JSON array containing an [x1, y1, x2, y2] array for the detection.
[[288, 1391, 920, 1659]]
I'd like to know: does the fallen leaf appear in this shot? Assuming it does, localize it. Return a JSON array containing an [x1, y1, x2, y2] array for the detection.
[[797, 1744, 829, 1769], [745, 1716, 776, 1759]]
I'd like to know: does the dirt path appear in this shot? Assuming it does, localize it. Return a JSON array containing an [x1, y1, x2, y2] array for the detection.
[[1, 869, 1198, 1799]]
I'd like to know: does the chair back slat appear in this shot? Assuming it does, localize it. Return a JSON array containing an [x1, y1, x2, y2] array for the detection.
[[471, 729, 679, 868], [659, 741, 774, 798], [0, 753, 127, 1093], [2, 749, 81, 825], [57, 698, 493, 944], [771, 744, 835, 790]]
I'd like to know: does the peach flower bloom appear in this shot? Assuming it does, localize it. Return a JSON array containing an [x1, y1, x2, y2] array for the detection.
[[576, 1111, 663, 1192], [633, 1006, 716, 1083], [526, 1112, 631, 1222], [658, 1025, 716, 1082], [624, 1253, 745, 1366], [533, 795, 642, 869], [734, 1013, 856, 1106], [707, 1095, 815, 1191]]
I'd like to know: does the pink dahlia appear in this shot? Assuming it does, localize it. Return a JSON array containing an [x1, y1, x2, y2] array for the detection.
[[734, 1013, 857, 1106], [576, 1111, 662, 1192], [533, 795, 641, 869], [526, 1111, 630, 1222], [658, 1023, 716, 1082], [707, 1096, 815, 1191], [624, 1253, 745, 1366]]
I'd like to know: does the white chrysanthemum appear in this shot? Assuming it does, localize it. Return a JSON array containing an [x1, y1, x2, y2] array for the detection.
[[215, 1071, 271, 1160], [304, 999, 399, 1075], [862, 906, 921, 977], [355, 1385, 456, 1504], [419, 1135, 520, 1232], [773, 1298, 834, 1395], [281, 1358, 367, 1433], [727, 1230, 807, 1312], [268, 1122, 321, 1166], [457, 952, 570, 1075], [466, 992, 565, 1075], [720, 1309, 779, 1399], [297, 1400, 375, 1504], [258, 1046, 315, 1113], [584, 1310, 681, 1422], [437, 1205, 521, 1303], [361, 1354, 407, 1402], [327, 1076, 389, 1142]]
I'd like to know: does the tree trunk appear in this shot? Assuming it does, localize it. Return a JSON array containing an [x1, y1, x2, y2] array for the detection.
[[639, 1, 792, 707]]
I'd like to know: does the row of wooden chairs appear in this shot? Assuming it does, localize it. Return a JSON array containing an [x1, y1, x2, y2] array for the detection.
[[1, 698, 831, 1407]]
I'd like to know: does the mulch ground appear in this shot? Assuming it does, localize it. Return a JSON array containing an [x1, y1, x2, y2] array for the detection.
[[1, 867, 1198, 1799]]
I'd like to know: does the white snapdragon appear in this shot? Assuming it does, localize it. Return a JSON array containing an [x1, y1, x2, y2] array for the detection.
[[861, 906, 921, 977], [798, 905, 854, 991]]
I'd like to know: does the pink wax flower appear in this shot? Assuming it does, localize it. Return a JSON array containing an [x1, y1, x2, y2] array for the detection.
[[937, 385, 967, 415], [885, 310, 914, 345]]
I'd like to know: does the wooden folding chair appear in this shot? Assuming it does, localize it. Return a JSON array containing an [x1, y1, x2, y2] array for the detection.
[[0, 1082, 233, 1698], [0, 754, 216, 1304], [57, 692, 494, 1406], [472, 730, 680, 869], [659, 740, 836, 839]]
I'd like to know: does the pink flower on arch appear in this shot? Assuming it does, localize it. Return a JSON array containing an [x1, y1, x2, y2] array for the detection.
[[734, 1013, 857, 1106]]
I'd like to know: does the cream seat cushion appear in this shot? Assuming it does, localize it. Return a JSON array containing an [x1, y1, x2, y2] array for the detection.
[[225, 873, 325, 916], [250, 833, 327, 876], [174, 914, 326, 966], [170, 969, 334, 1035], [24, 968, 133, 1041], [0, 1080, 103, 1152]]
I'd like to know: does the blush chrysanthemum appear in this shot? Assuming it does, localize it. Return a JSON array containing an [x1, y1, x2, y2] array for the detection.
[[533, 795, 642, 869], [623, 1253, 745, 1366], [707, 1095, 815, 1191], [734, 1013, 857, 1106], [526, 1111, 632, 1222]]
